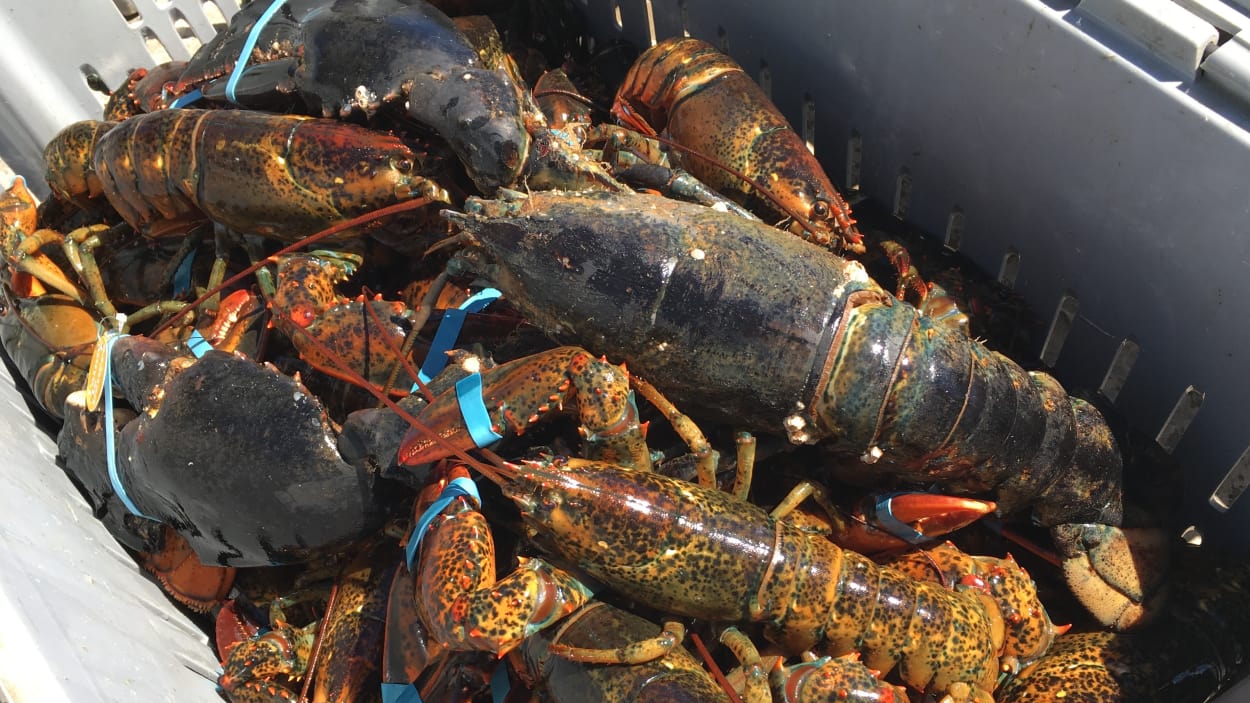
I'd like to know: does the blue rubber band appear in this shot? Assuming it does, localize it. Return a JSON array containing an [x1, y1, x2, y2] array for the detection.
[[186, 329, 213, 358], [414, 288, 502, 387], [404, 476, 480, 571], [224, 0, 288, 104], [171, 246, 196, 296], [167, 87, 203, 109], [103, 332, 156, 520], [490, 661, 510, 703], [381, 682, 423, 703], [455, 372, 504, 449], [871, 493, 929, 545]]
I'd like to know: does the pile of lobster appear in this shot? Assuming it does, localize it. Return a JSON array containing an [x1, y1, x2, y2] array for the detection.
[[2, 0, 1247, 700]]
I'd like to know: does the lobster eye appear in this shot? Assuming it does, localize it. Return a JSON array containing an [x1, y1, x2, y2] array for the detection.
[[394, 158, 413, 174], [812, 199, 831, 219]]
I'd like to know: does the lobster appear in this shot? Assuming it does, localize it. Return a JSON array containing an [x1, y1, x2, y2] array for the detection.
[[429, 187, 1157, 631], [43, 109, 451, 243], [613, 37, 864, 253], [410, 457, 1057, 702]]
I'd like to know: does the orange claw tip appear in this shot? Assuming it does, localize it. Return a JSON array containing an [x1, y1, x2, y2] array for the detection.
[[1053, 622, 1073, 637], [872, 492, 997, 535]]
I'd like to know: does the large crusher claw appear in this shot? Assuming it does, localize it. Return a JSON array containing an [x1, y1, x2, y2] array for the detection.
[[1052, 523, 1171, 630]]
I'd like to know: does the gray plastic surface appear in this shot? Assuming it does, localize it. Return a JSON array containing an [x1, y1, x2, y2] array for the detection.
[[0, 306, 221, 702], [3, 0, 1250, 700]]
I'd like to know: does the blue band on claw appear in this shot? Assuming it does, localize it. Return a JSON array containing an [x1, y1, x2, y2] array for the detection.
[[455, 371, 504, 449], [186, 329, 213, 358], [871, 493, 929, 545], [224, 0, 288, 104], [103, 332, 157, 520], [414, 288, 502, 387], [167, 87, 203, 109], [405, 476, 481, 571], [381, 682, 423, 703]]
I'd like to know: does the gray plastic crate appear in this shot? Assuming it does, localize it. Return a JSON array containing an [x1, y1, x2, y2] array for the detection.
[[2, 0, 1250, 700]]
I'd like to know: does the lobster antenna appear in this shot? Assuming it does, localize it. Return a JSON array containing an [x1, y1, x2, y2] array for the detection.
[[688, 631, 745, 703], [283, 321, 507, 477], [148, 198, 435, 339], [299, 581, 339, 702], [354, 283, 436, 403]]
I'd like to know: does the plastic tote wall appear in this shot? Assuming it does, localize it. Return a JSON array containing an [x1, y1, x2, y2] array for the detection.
[[2, 0, 1250, 700]]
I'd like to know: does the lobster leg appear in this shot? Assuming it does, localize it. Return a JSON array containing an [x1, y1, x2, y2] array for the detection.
[[718, 627, 771, 703], [587, 124, 763, 221], [59, 222, 193, 330], [61, 223, 125, 321], [217, 602, 318, 703], [9, 228, 90, 303], [880, 240, 969, 333], [414, 470, 594, 656], [548, 619, 686, 665], [402, 347, 687, 472], [721, 626, 912, 703]]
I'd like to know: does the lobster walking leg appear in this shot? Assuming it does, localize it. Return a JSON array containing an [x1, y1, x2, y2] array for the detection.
[[512, 601, 731, 703], [402, 346, 714, 479], [720, 627, 910, 703]]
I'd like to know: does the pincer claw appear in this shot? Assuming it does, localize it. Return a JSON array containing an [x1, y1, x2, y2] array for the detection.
[[1052, 523, 1171, 630], [836, 491, 997, 555]]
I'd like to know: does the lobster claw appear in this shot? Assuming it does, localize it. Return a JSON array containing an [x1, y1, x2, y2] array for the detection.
[[1052, 523, 1171, 630], [837, 492, 997, 555]]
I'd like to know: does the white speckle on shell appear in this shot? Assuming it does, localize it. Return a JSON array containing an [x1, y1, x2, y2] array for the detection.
[[690, 248, 705, 260]]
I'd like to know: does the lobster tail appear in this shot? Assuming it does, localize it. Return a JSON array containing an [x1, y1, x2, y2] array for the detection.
[[819, 298, 1122, 527], [43, 120, 115, 209]]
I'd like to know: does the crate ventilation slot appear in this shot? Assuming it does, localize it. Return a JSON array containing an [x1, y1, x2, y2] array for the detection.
[[1156, 385, 1203, 454], [1073, 0, 1218, 76], [170, 8, 203, 55], [846, 131, 862, 194], [1040, 291, 1078, 367], [1098, 337, 1139, 402], [997, 248, 1021, 290], [1211, 439, 1250, 511], [892, 167, 911, 220]]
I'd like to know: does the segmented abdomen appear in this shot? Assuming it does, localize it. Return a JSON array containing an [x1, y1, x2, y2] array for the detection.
[[535, 464, 1001, 698], [819, 298, 1122, 527], [43, 120, 116, 208], [91, 109, 425, 241]]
